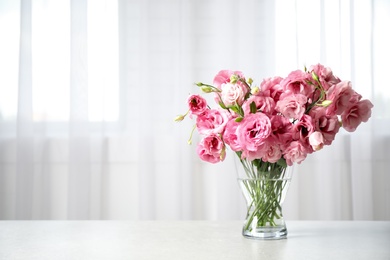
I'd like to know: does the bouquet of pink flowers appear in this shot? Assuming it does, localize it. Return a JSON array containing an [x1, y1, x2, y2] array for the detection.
[[176, 64, 373, 239], [176, 64, 373, 167]]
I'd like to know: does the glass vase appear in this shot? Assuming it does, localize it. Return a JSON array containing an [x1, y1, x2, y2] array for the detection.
[[236, 157, 293, 240]]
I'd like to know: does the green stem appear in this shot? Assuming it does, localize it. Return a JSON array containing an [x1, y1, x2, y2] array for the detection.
[[238, 156, 290, 232]]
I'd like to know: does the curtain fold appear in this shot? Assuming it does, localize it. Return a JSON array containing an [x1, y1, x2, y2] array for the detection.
[[15, 0, 33, 220], [68, 0, 90, 220], [0, 0, 389, 220]]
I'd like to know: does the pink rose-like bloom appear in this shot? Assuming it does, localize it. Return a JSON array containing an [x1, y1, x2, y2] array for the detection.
[[262, 136, 283, 163], [309, 131, 324, 151], [341, 99, 374, 132], [196, 109, 229, 135], [326, 81, 355, 115], [212, 70, 245, 105], [276, 93, 307, 119], [242, 95, 275, 116], [283, 141, 308, 166], [222, 118, 242, 151], [280, 70, 314, 96], [237, 113, 272, 152], [187, 94, 207, 116], [220, 82, 248, 106], [309, 63, 341, 90], [350, 91, 362, 103], [196, 134, 226, 164], [260, 76, 284, 102], [270, 115, 293, 146], [292, 114, 315, 148], [241, 142, 268, 161], [309, 107, 340, 145], [213, 70, 244, 89]]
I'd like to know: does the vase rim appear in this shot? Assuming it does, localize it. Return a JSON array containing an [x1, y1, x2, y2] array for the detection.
[[237, 177, 292, 181]]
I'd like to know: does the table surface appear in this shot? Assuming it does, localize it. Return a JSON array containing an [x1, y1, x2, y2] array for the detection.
[[0, 221, 389, 260]]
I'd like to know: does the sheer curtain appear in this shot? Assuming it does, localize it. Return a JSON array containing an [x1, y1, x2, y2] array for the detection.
[[0, 0, 389, 220]]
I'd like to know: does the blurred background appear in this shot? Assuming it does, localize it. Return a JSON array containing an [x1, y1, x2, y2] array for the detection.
[[0, 0, 389, 220]]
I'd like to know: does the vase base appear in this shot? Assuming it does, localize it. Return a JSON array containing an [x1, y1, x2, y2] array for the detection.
[[242, 226, 287, 240]]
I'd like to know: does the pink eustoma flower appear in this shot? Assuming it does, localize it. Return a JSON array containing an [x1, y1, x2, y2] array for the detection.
[[196, 109, 229, 135], [341, 99, 374, 132], [309, 107, 340, 145], [213, 70, 244, 89], [292, 114, 315, 148], [196, 134, 226, 164], [276, 93, 307, 120], [260, 76, 284, 102], [270, 115, 294, 146], [309, 64, 341, 90], [237, 113, 272, 152], [222, 118, 242, 152], [262, 136, 283, 163], [187, 94, 207, 116], [283, 141, 308, 166], [280, 69, 314, 96], [241, 142, 268, 161], [242, 95, 275, 116], [220, 82, 248, 106], [213, 70, 245, 105], [326, 81, 355, 115]]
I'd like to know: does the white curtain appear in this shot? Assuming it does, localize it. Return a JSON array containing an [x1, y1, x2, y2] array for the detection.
[[0, 0, 389, 220]]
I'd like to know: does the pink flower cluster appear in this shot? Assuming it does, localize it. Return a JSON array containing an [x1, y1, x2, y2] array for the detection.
[[182, 64, 373, 166]]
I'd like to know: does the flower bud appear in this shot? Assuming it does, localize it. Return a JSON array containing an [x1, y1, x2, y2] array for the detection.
[[220, 146, 226, 161], [251, 86, 260, 95], [312, 71, 319, 82], [200, 85, 214, 93], [247, 78, 253, 85], [319, 100, 332, 107], [309, 131, 324, 151], [174, 114, 185, 122], [230, 74, 239, 84]]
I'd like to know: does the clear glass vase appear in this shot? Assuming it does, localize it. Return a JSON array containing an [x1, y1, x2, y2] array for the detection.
[[236, 156, 293, 240]]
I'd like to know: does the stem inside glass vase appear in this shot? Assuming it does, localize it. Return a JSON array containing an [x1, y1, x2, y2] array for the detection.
[[236, 153, 293, 240]]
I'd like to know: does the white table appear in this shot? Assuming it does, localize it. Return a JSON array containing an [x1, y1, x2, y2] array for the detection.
[[0, 221, 389, 260]]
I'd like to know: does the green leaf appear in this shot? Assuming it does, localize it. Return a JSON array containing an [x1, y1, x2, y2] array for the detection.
[[252, 159, 261, 168], [250, 101, 257, 114], [218, 101, 227, 109], [230, 106, 239, 113], [237, 104, 245, 117], [276, 157, 287, 168], [235, 117, 243, 122]]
